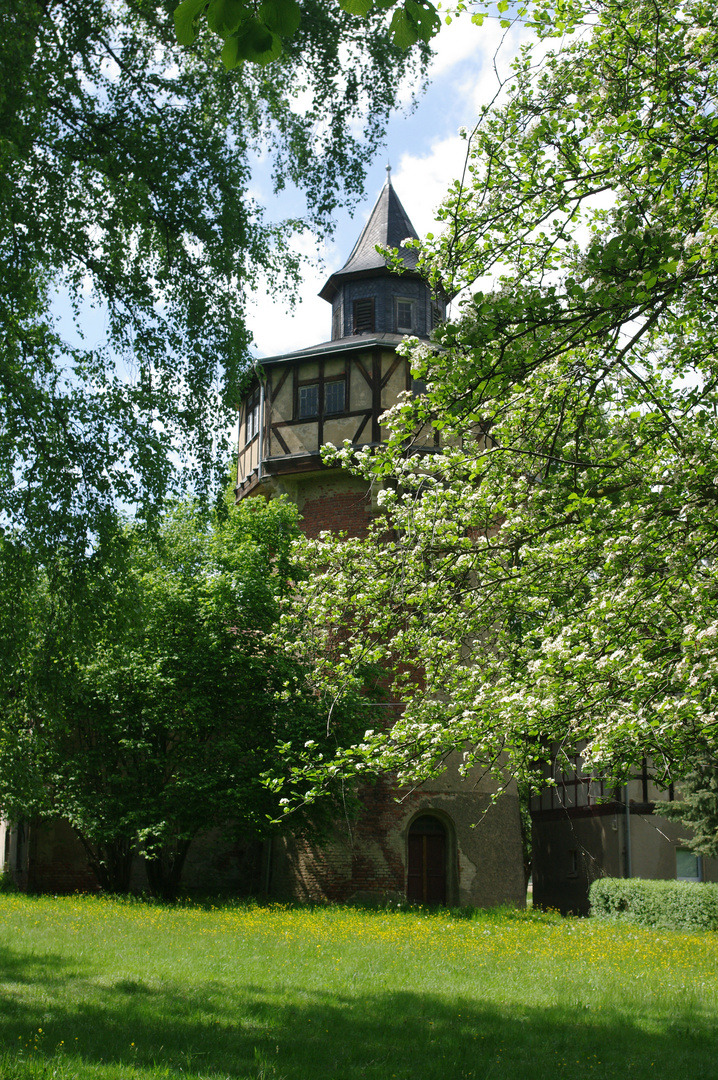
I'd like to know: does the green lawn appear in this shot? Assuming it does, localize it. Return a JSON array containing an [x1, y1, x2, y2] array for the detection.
[[0, 894, 716, 1080]]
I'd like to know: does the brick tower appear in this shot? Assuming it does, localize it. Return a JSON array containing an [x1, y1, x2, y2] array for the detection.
[[237, 173, 525, 907]]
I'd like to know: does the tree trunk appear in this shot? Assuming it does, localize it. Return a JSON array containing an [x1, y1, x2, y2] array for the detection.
[[143, 837, 192, 900], [76, 832, 135, 893]]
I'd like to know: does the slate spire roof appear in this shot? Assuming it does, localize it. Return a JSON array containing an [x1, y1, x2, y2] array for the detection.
[[319, 168, 420, 302]]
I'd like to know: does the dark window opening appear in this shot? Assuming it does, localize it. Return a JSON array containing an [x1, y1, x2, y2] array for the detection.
[[298, 384, 319, 419], [353, 298, 375, 334]]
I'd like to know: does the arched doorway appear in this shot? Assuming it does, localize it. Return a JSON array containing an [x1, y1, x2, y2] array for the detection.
[[407, 814, 447, 905]]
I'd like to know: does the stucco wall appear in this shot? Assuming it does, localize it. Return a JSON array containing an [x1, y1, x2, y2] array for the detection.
[[532, 807, 718, 915], [270, 766, 525, 909]]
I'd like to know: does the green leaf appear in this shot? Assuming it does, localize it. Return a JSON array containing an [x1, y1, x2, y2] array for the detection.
[[390, 7, 420, 47], [260, 0, 301, 35], [221, 32, 241, 66], [229, 19, 283, 65], [174, 0, 209, 45], [206, 0, 247, 34], [338, 0, 375, 15]]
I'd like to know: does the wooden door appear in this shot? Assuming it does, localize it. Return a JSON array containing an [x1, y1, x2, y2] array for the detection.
[[407, 815, 446, 905]]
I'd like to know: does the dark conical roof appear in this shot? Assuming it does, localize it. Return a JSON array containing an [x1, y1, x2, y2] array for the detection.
[[319, 173, 420, 302]]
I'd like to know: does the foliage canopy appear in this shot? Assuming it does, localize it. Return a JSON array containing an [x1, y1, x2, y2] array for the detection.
[[175, 0, 441, 65], [0, 497, 366, 895]]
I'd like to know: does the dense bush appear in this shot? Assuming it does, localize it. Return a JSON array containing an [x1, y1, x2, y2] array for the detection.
[[0, 873, 18, 894], [590, 878, 718, 932]]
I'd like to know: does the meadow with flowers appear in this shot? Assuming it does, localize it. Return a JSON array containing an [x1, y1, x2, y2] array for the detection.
[[0, 894, 716, 1079]]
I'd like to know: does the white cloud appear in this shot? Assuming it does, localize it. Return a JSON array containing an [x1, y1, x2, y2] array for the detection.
[[430, 12, 517, 80], [249, 231, 332, 359], [392, 138, 465, 235], [249, 277, 329, 359]]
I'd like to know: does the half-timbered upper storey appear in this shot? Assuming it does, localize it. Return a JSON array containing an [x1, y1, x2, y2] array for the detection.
[[236, 172, 444, 503]]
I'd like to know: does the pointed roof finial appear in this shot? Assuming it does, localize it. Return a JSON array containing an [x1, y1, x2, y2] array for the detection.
[[386, 161, 392, 185]]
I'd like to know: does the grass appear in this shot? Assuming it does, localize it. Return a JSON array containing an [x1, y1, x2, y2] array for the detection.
[[0, 895, 716, 1080]]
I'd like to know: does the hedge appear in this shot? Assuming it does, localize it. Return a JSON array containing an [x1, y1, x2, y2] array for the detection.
[[589, 877, 718, 932]]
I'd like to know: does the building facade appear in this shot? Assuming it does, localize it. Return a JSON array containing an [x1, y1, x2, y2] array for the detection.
[[235, 173, 526, 908], [531, 754, 718, 913], [2, 176, 525, 906]]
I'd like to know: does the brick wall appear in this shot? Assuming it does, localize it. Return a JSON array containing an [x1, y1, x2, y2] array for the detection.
[[299, 489, 373, 539], [21, 819, 98, 894], [270, 772, 525, 908], [270, 778, 407, 904]]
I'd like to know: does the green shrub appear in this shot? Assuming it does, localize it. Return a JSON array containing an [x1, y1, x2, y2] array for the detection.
[[0, 872, 18, 894], [590, 877, 718, 931]]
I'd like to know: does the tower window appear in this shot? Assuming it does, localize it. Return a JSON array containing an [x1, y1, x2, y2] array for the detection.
[[325, 380, 346, 414], [298, 384, 319, 418], [295, 361, 349, 421], [353, 298, 375, 334], [245, 388, 260, 444], [396, 298, 414, 332]]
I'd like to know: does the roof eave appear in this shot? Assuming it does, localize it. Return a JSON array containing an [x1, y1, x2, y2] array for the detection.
[[256, 333, 407, 367], [319, 263, 423, 304]]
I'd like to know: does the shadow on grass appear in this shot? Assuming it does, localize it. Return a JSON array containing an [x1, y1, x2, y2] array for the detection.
[[0, 940, 715, 1080], [0, 944, 77, 983]]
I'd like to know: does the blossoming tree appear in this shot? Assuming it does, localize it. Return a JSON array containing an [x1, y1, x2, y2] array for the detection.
[[279, 0, 718, 802]]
